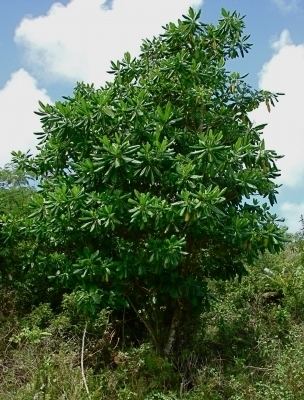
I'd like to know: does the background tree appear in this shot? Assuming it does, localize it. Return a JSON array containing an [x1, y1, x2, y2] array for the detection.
[[0, 164, 34, 289], [0, 164, 32, 215], [13, 8, 286, 354]]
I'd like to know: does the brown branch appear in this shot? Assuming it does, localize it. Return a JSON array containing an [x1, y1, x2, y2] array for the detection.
[[126, 296, 160, 353]]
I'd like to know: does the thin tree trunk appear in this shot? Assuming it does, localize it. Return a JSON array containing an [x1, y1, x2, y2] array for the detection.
[[127, 296, 161, 353], [164, 307, 181, 357]]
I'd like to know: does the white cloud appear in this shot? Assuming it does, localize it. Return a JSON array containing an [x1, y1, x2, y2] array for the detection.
[[15, 0, 203, 86], [272, 0, 299, 12], [280, 202, 304, 233], [250, 30, 304, 187], [0, 69, 51, 166], [271, 29, 292, 51]]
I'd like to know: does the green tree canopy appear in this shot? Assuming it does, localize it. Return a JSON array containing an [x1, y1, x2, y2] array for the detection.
[[12, 8, 286, 354]]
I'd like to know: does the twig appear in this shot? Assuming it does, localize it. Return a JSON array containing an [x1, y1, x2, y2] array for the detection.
[[81, 322, 91, 399], [244, 365, 273, 371]]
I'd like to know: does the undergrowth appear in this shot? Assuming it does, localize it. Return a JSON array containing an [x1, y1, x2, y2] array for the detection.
[[1, 238, 304, 399]]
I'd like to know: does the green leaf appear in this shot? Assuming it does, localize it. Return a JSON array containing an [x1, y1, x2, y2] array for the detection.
[[102, 106, 115, 118]]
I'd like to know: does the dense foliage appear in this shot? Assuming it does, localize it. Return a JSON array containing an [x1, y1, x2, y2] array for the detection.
[[9, 8, 286, 354], [0, 166, 34, 287]]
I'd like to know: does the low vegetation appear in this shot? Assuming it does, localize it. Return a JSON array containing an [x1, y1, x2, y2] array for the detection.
[[1, 238, 304, 399]]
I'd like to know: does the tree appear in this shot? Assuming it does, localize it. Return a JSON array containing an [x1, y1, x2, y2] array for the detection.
[[0, 165, 34, 286], [0, 164, 32, 215], [13, 8, 286, 354]]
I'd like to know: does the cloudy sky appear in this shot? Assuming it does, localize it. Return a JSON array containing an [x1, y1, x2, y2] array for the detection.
[[0, 0, 303, 232]]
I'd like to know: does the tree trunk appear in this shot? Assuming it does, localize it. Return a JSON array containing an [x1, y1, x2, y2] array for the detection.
[[164, 307, 181, 357]]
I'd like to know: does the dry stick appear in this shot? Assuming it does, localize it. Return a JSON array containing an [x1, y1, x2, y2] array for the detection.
[[81, 322, 91, 399], [244, 365, 274, 371]]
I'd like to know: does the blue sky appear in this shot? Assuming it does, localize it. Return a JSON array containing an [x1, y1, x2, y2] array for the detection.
[[0, 0, 303, 231]]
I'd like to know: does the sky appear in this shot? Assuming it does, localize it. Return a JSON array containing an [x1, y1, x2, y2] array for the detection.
[[0, 0, 303, 232]]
